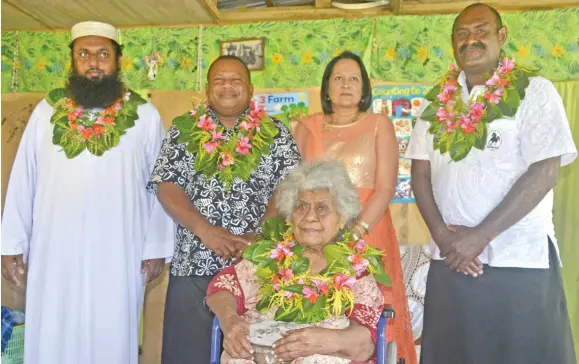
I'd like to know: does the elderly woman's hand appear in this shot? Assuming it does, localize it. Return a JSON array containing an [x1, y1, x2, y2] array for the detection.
[[221, 313, 254, 360], [272, 327, 337, 361]]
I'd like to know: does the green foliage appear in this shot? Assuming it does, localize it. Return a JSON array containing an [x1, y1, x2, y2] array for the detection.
[[7, 9, 579, 92]]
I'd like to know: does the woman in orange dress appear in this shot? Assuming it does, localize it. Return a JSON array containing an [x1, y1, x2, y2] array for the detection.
[[291, 51, 417, 364]]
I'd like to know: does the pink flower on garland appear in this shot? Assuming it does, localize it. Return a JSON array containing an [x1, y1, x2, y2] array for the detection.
[[312, 279, 330, 295], [445, 119, 459, 132], [302, 286, 319, 303], [436, 108, 457, 123], [498, 57, 515, 74], [249, 101, 266, 119], [469, 103, 485, 122], [348, 254, 370, 276], [459, 114, 477, 135], [438, 80, 459, 103], [437, 107, 450, 121], [218, 151, 235, 169], [203, 141, 219, 153], [211, 130, 224, 140], [284, 291, 297, 299], [484, 88, 504, 104], [270, 241, 295, 261], [486, 73, 509, 88], [333, 274, 356, 289], [461, 122, 477, 135], [77, 126, 94, 141], [354, 240, 367, 253], [250, 116, 262, 132], [444, 80, 459, 93], [449, 63, 460, 76], [279, 268, 294, 280], [486, 73, 501, 87], [272, 275, 281, 291], [235, 136, 252, 155], [197, 114, 216, 131], [239, 120, 253, 131]]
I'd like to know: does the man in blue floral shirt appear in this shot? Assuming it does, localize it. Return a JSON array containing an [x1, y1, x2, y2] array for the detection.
[[148, 55, 301, 363]]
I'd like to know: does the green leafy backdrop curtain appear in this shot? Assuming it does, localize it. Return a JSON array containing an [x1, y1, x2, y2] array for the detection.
[[553, 80, 579, 359]]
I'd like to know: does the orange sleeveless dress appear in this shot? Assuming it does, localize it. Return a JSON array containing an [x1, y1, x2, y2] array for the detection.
[[292, 113, 417, 364]]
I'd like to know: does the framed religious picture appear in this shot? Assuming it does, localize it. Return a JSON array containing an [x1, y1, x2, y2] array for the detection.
[[220, 38, 265, 71]]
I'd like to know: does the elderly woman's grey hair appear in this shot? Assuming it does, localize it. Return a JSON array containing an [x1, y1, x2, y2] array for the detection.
[[275, 160, 361, 224]]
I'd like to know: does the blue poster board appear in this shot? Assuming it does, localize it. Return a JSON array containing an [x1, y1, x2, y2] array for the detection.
[[371, 84, 433, 203], [253, 92, 309, 128]]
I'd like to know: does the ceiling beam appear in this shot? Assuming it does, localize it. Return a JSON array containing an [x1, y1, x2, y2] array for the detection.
[[315, 0, 332, 9], [390, 0, 402, 15], [3, 0, 578, 30], [198, 0, 222, 23], [401, 0, 579, 14], [219, 0, 579, 24], [220, 5, 392, 23]]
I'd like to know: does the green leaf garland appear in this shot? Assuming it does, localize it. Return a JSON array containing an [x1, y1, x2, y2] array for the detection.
[[47, 87, 146, 158], [243, 217, 391, 324], [421, 57, 537, 162], [173, 101, 279, 193]]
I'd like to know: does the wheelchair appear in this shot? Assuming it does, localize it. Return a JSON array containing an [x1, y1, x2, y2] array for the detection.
[[210, 308, 398, 364]]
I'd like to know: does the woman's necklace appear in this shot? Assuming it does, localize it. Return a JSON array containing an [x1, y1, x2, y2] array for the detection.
[[323, 111, 361, 132]]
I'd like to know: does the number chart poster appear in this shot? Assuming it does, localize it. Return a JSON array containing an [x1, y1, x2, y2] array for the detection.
[[253, 92, 309, 128], [371, 84, 433, 203]]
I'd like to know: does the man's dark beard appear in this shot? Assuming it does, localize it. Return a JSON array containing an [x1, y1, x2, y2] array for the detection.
[[67, 68, 123, 109]]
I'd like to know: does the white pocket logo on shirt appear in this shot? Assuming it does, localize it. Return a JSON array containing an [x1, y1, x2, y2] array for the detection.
[[487, 130, 502, 151]]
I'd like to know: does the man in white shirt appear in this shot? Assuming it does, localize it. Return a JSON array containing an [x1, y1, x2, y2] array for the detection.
[[407, 3, 577, 364], [1, 21, 174, 364]]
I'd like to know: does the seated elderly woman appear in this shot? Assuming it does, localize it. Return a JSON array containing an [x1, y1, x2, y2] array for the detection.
[[206, 160, 391, 364]]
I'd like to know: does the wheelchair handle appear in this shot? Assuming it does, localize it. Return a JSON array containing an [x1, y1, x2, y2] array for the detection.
[[382, 308, 395, 319]]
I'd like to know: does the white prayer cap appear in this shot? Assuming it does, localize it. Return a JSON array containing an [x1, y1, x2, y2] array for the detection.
[[71, 21, 121, 44]]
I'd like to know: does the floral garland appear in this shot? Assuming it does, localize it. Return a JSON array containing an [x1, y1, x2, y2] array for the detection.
[[47, 88, 146, 158], [172, 101, 279, 192], [243, 218, 392, 324], [420, 57, 536, 162]]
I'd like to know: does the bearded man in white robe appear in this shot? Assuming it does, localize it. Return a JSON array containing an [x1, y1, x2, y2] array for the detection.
[[1, 21, 174, 364]]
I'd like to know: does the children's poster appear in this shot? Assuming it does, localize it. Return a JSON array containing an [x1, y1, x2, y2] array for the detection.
[[253, 92, 309, 128], [372, 84, 433, 203]]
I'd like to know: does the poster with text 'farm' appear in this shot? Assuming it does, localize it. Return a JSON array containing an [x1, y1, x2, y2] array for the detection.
[[253, 92, 309, 128], [372, 84, 433, 203]]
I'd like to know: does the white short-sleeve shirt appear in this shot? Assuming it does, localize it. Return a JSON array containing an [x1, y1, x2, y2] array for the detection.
[[406, 73, 577, 268]]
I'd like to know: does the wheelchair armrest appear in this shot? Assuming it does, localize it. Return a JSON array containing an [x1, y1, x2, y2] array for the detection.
[[382, 307, 395, 319], [210, 317, 222, 364]]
